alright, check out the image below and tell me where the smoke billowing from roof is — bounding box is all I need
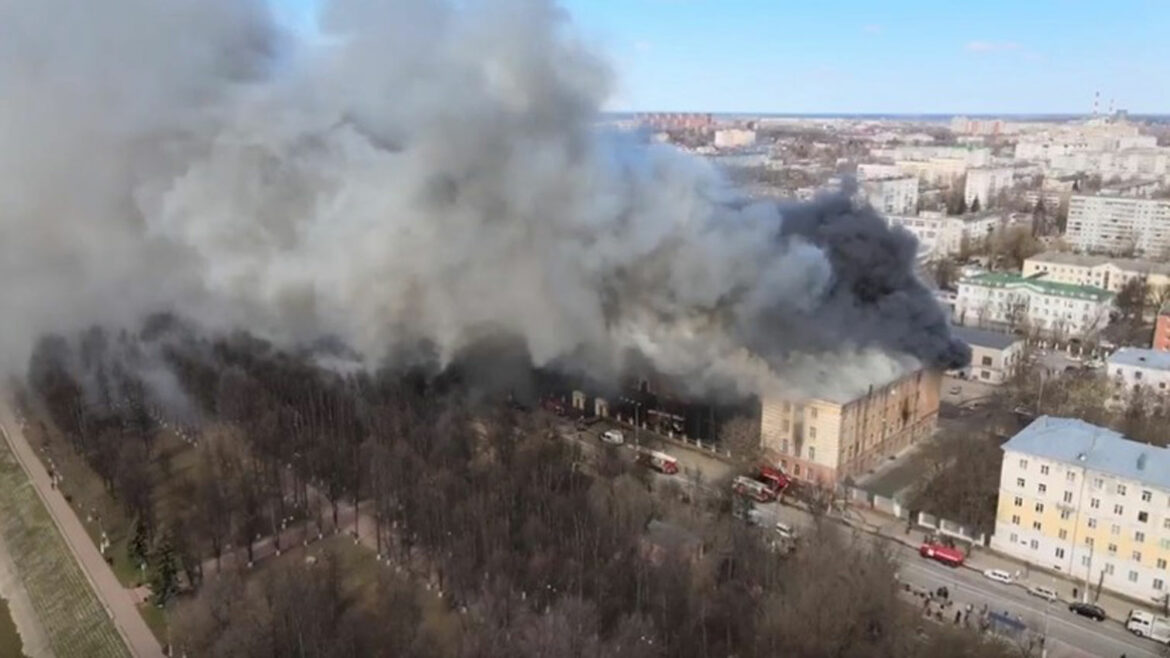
[0,0,969,401]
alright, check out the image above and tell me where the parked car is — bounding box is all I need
[774,521,798,540]
[1027,585,1059,602]
[948,385,961,395]
[982,569,1013,585]
[600,429,624,445]
[733,507,763,526]
[1068,601,1107,621]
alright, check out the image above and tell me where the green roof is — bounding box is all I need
[960,272,1114,302]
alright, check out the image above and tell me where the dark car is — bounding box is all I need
[1068,601,1107,621]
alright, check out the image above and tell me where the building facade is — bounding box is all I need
[992,417,1170,604]
[954,273,1114,337]
[1156,305,1170,352]
[949,326,1026,384]
[887,211,1003,257]
[860,175,919,216]
[1023,252,1170,296]
[713,128,757,149]
[964,167,1014,208]
[759,368,941,485]
[1107,348,1170,403]
[1065,195,1170,256]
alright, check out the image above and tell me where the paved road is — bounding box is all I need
[0,394,163,658]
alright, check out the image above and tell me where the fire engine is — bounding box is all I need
[732,466,790,503]
[635,448,680,475]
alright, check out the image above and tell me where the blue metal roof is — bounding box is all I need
[1108,347,1170,372]
[1002,416,1170,490]
[951,326,1020,351]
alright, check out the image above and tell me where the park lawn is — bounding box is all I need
[19,404,200,588]
[0,435,130,658]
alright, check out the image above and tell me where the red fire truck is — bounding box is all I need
[919,542,965,567]
[636,449,680,475]
[732,466,791,503]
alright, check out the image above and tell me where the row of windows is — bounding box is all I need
[1015,465,1164,503]
[1008,533,1169,590]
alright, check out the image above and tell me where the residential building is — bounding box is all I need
[887,211,1004,257]
[760,368,941,485]
[964,167,1014,208]
[856,163,904,180]
[1022,252,1170,296]
[949,326,1025,384]
[992,416,1170,604]
[713,128,757,149]
[860,175,919,215]
[954,273,1114,338]
[1156,304,1170,352]
[1065,195,1170,256]
[1107,348,1170,401]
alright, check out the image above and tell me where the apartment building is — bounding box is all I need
[1107,348,1170,402]
[887,211,1003,257]
[1023,252,1170,296]
[759,368,941,485]
[1065,195,1170,256]
[713,128,757,149]
[964,167,1014,207]
[1156,305,1170,352]
[954,273,1114,337]
[992,416,1170,604]
[949,326,1025,384]
[860,175,919,215]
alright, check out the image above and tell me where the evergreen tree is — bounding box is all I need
[149,531,179,607]
[969,196,981,213]
[128,516,149,570]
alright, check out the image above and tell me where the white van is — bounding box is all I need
[1027,585,1059,602]
[1126,609,1170,642]
[982,569,1013,585]
[601,429,624,445]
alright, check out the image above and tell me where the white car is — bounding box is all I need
[983,569,1013,585]
[1028,585,1059,602]
[600,429,625,445]
[774,521,798,539]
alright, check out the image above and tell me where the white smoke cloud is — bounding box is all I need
[0,0,966,402]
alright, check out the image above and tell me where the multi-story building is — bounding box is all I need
[1155,304,1170,352]
[856,163,904,180]
[954,273,1114,337]
[713,128,757,149]
[1065,195,1170,256]
[964,167,1014,208]
[759,368,941,485]
[1107,348,1170,401]
[992,416,1170,604]
[860,175,919,215]
[887,211,1004,257]
[1023,252,1170,296]
[949,326,1025,384]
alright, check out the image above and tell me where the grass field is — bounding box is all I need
[0,436,131,658]
[0,596,28,658]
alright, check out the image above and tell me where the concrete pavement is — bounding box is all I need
[0,394,163,658]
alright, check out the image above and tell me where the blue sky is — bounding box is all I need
[272,0,1170,114]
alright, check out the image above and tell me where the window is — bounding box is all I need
[1130,571,1140,583]
[1011,515,1021,525]
[1133,551,1143,562]
[1139,511,1149,523]
[1091,498,1101,509]
[1060,509,1072,520]
[1143,490,1153,502]
[1066,471,1076,483]
[809,408,817,419]
[1163,518,1170,530]
[1085,537,1095,547]
[1041,465,1050,475]
[1035,503,1044,513]
[1058,529,1068,540]
[1032,521,1042,531]
[1019,459,1028,470]
[1038,483,1047,494]
[1162,539,1170,550]
[1030,539,1039,550]
[1159,559,1168,569]
[1088,518,1098,528]
[1108,543,1118,555]
[1105,563,1115,575]
[981,356,992,366]
[808,447,816,461]
[1010,533,1019,544]
[1094,478,1104,489]
[1118,484,1128,495]
[1112,524,1121,535]
[1063,491,1074,504]
[1136,531,1146,543]
[1055,547,1065,558]
[1017,478,1026,488]
[1115,504,1125,515]
[809,427,817,439]
[1082,555,1092,567]
[1014,496,1023,507]
[1156,579,1165,591]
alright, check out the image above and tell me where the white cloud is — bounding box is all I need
[965,40,1021,53]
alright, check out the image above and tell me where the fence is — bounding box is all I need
[839,485,989,547]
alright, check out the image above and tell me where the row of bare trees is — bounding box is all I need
[29,320,1023,657]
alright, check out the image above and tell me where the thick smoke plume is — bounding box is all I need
[0,0,968,401]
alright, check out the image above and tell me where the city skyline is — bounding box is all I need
[273,0,1170,115]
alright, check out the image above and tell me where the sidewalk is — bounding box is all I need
[0,395,163,658]
[842,505,1151,623]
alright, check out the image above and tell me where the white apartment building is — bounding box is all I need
[954,272,1114,337]
[856,163,904,180]
[887,211,1003,257]
[1014,119,1150,161]
[713,128,757,149]
[949,326,1025,384]
[860,175,918,215]
[1047,148,1170,181]
[1108,348,1170,402]
[1023,252,1170,295]
[1065,195,1170,256]
[992,416,1170,605]
[964,167,1014,207]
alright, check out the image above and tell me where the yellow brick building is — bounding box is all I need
[993,417,1170,604]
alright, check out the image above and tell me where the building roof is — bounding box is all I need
[951,326,1021,351]
[959,272,1114,303]
[1026,251,1170,277]
[1107,347,1170,371]
[1003,416,1170,490]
